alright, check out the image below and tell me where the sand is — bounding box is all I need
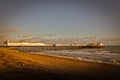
[0,48,120,80]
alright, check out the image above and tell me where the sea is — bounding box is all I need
[15,46,120,65]
[31,46,120,65]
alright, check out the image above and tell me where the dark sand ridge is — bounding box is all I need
[0,48,120,80]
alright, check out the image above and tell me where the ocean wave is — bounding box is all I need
[34,49,120,65]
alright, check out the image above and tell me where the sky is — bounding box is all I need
[0,0,120,45]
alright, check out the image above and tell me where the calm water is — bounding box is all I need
[33,46,120,65]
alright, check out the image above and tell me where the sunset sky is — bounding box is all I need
[0,0,120,45]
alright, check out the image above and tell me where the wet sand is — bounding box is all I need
[0,48,120,80]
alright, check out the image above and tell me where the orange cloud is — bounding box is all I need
[0,27,21,43]
[0,27,20,33]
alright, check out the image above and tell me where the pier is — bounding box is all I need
[0,46,104,52]
[0,40,104,52]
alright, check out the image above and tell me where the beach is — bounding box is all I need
[0,48,120,80]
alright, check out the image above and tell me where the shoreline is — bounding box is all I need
[30,51,120,66]
[0,48,120,80]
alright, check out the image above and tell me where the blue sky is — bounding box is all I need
[0,0,120,44]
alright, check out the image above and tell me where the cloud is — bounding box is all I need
[17,33,43,42]
[44,33,55,37]
[7,27,20,32]
[0,27,20,33]
[0,34,8,41]
[0,34,6,38]
[0,27,21,44]
[41,37,120,45]
[22,33,32,38]
[100,38,120,45]
[18,37,42,42]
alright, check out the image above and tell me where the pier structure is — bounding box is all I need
[4,40,84,47]
[1,40,104,52]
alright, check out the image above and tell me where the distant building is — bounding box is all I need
[87,42,104,46]
[97,42,104,46]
